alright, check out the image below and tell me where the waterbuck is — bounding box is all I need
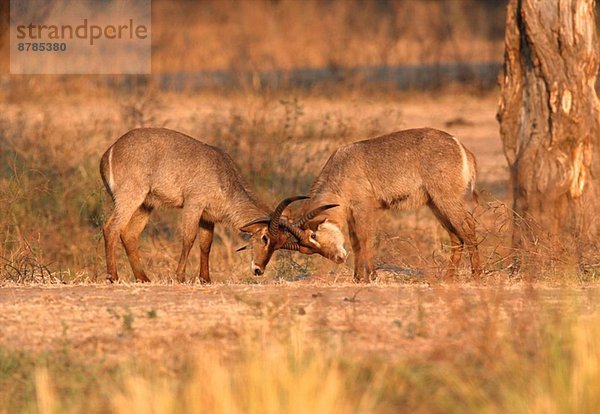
[99,128,317,283]
[276,128,482,282]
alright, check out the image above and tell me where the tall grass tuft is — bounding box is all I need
[112,334,379,414]
[6,315,597,413]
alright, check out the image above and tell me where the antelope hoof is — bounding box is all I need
[198,276,211,284]
[106,275,118,284]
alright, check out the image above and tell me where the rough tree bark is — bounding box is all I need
[497,0,600,273]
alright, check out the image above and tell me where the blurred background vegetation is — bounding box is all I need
[0,0,596,283]
[151,0,506,71]
[2,0,507,75]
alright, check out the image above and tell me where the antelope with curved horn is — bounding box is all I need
[280,128,482,282]
[100,128,307,283]
[236,201,341,264]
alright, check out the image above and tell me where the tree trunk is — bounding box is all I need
[497,0,600,274]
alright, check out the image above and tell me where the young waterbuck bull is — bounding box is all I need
[100,128,315,283]
[277,128,482,282]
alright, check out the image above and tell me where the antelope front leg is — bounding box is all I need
[364,250,377,282]
[348,221,364,282]
[197,219,214,284]
[348,214,367,282]
[348,207,377,283]
[175,206,203,282]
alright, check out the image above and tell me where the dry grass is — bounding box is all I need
[2,284,600,413]
[2,83,598,284]
[150,0,505,73]
[1,83,511,283]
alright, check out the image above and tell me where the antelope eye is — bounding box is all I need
[261,235,269,245]
[310,233,317,240]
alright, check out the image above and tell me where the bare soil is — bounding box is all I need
[1,283,598,363]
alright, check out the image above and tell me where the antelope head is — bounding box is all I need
[238,195,309,276]
[278,204,348,264]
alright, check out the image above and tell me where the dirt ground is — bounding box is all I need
[1,283,599,363]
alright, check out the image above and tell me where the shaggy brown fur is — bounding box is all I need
[100,128,293,283]
[293,128,481,282]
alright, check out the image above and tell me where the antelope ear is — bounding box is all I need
[308,218,328,231]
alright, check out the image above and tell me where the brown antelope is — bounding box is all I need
[276,128,482,282]
[99,128,322,283]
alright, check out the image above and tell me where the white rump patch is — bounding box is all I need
[107,146,115,191]
[451,136,470,188]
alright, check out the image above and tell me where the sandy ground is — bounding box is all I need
[1,283,599,363]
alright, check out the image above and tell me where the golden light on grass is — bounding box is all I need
[0,284,599,413]
[524,320,600,414]
[111,328,380,414]
[15,316,600,414]
[35,367,57,414]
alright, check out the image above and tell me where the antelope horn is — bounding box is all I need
[294,204,340,229]
[239,217,270,232]
[281,241,316,255]
[268,195,310,237]
[280,241,301,251]
[278,219,309,242]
